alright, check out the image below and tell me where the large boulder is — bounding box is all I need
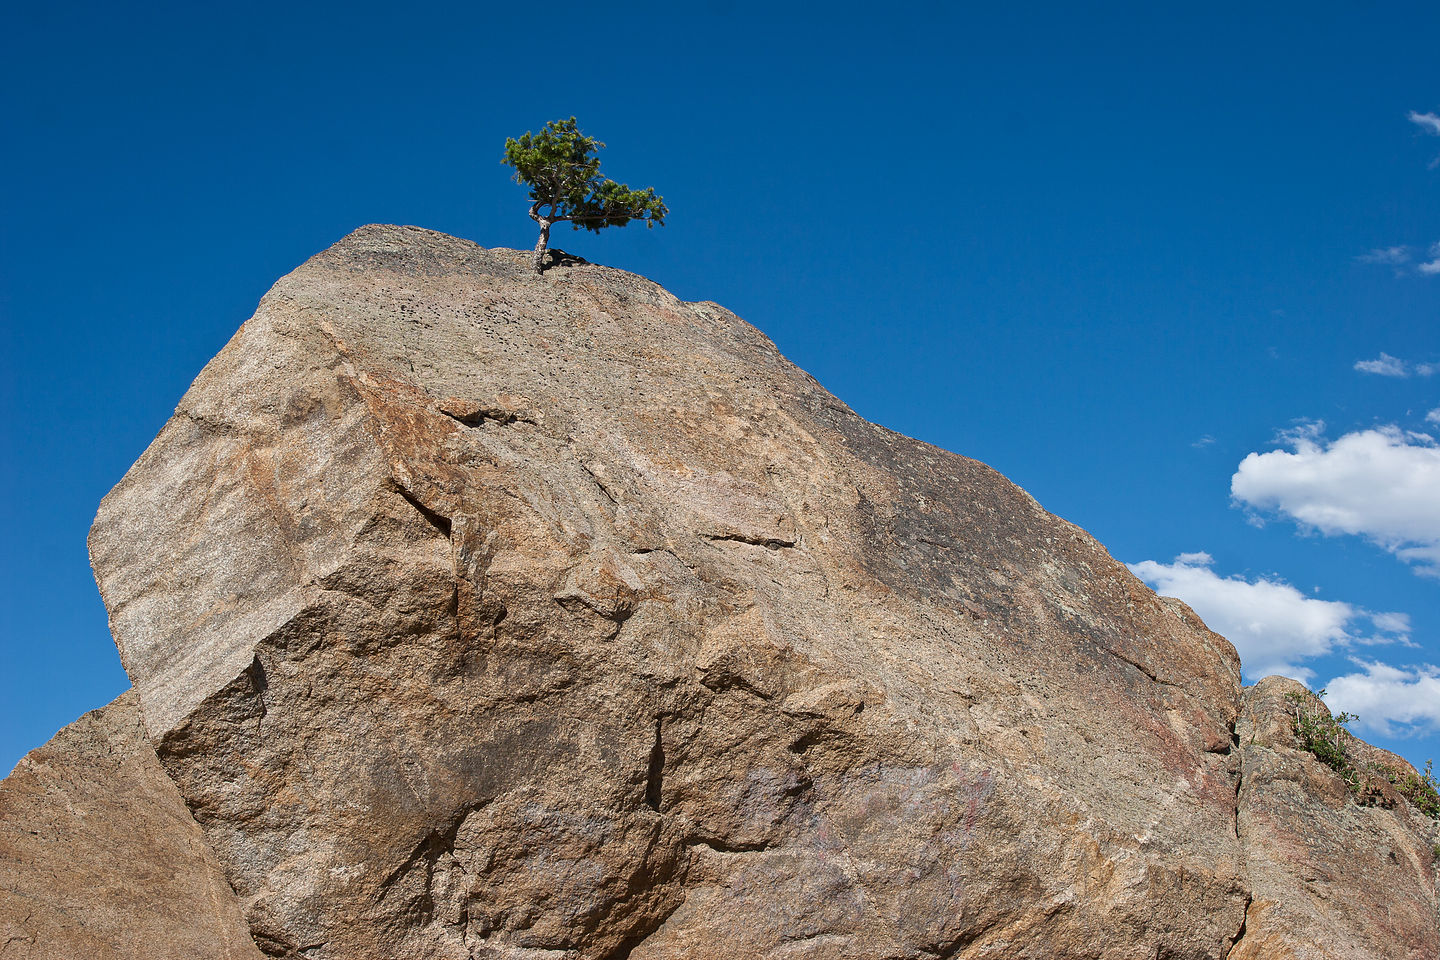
[49,225,1438,958]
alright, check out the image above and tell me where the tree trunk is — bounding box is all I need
[532,220,552,274]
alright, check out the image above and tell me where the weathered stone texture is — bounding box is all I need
[7,224,1435,959]
[0,691,263,960]
[1231,677,1439,960]
[85,225,1253,958]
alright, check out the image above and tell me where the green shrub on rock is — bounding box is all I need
[1285,688,1439,819]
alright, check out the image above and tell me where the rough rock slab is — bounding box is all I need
[1231,677,1439,960]
[0,691,263,960]
[74,224,1439,959]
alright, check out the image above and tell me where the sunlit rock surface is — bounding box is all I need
[0,692,263,960]
[5,226,1435,958]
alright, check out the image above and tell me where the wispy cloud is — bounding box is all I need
[1353,352,1411,377]
[1191,434,1216,449]
[1411,110,1440,168]
[1427,408,1440,425]
[1127,552,1409,681]
[1324,661,1440,737]
[1409,110,1440,135]
[1231,424,1440,576]
[1353,353,1435,377]
[1356,242,1440,276]
[1357,246,1411,266]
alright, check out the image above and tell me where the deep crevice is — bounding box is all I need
[394,483,453,539]
[1100,643,1178,688]
[704,533,796,550]
[644,718,664,812]
[246,656,269,733]
[1223,719,1250,960]
[441,406,537,427]
[1224,894,1253,958]
[251,932,293,958]
[788,729,833,754]
[375,798,490,899]
[685,836,771,854]
[1230,720,1245,843]
[580,461,620,506]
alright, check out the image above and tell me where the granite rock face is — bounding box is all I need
[1231,678,1439,960]
[0,692,262,960]
[12,224,1434,958]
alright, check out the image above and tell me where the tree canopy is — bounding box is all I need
[503,117,667,273]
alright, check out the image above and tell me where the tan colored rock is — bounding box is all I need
[0,691,263,960]
[60,224,1437,958]
[1231,677,1440,960]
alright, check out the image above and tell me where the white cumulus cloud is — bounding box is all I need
[1323,661,1440,737]
[1231,425,1440,576]
[1126,553,1407,681]
[1427,408,1440,425]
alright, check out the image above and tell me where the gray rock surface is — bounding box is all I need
[0,691,263,960]
[9,224,1437,959]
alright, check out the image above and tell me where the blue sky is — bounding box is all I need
[3,1,1438,774]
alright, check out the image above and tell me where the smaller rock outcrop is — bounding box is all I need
[0,692,261,960]
[1231,677,1440,959]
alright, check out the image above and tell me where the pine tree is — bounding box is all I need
[503,118,667,273]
